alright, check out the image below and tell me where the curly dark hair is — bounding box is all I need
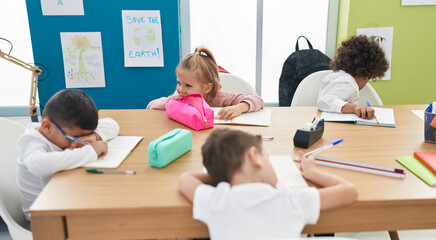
[330,35,389,79]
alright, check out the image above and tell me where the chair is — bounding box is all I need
[0,118,32,240]
[218,72,256,94]
[357,83,383,105]
[291,70,332,106]
[291,70,383,107]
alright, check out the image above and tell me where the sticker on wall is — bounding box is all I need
[402,0,436,5]
[40,0,84,16]
[356,27,394,81]
[60,32,106,88]
[122,10,164,67]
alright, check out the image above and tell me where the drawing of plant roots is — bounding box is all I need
[70,35,97,83]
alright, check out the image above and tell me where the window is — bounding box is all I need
[184,0,336,104]
[0,1,37,109]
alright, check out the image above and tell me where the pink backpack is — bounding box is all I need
[165,94,214,131]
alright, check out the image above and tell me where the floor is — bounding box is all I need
[0,218,12,240]
[1,117,436,239]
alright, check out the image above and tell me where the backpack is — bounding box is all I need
[278,36,331,106]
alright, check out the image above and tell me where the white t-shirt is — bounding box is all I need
[193,182,320,240]
[16,118,119,220]
[317,70,360,113]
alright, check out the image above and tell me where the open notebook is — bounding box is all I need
[212,108,272,126]
[321,107,396,127]
[202,155,307,188]
[82,136,143,169]
[270,155,308,188]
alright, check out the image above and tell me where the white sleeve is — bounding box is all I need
[21,140,98,178]
[317,82,357,113]
[291,187,321,225]
[94,118,120,141]
[193,184,214,223]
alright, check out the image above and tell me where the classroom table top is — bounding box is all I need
[30,105,436,240]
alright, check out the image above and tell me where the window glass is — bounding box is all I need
[190,0,329,103]
[262,0,329,102]
[190,0,257,87]
[0,0,36,106]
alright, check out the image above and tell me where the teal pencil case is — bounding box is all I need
[148,129,192,168]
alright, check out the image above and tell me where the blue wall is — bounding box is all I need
[25,0,181,110]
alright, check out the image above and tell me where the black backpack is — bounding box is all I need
[278,36,331,106]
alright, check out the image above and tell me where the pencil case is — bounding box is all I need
[148,128,192,168]
[165,94,214,131]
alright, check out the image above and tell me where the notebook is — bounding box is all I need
[321,107,396,127]
[82,136,143,169]
[396,156,436,187]
[414,152,436,175]
[270,155,308,188]
[212,108,272,126]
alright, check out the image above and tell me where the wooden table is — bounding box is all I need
[30,105,436,240]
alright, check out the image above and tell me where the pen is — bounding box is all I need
[65,134,90,145]
[295,139,343,161]
[366,101,380,124]
[86,169,136,174]
[261,136,274,140]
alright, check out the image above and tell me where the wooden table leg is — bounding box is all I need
[31,216,66,240]
[388,231,399,240]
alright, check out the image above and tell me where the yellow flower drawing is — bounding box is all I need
[69,35,95,82]
[72,35,90,52]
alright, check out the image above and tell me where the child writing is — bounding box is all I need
[16,89,120,220]
[147,47,263,120]
[317,35,389,119]
[179,129,358,240]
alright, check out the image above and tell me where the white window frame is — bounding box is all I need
[179,0,338,105]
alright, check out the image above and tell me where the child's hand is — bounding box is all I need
[354,105,375,119]
[298,151,317,179]
[69,132,101,149]
[90,140,108,157]
[218,102,249,119]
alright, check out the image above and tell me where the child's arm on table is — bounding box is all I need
[341,103,375,119]
[218,102,250,120]
[298,151,358,210]
[22,143,103,178]
[216,92,263,119]
[70,118,120,149]
[146,94,181,109]
[179,172,214,203]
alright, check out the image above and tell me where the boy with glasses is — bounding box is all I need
[16,89,119,220]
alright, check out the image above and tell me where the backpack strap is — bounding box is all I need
[295,36,313,51]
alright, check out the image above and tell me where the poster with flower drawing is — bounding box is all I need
[60,32,106,88]
[41,0,84,15]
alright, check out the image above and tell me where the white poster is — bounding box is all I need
[356,27,394,81]
[122,10,164,67]
[41,0,84,16]
[60,32,106,88]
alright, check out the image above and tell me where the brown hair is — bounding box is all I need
[175,47,221,103]
[330,35,389,79]
[43,89,98,130]
[202,128,262,184]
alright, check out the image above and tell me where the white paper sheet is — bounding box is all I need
[122,10,164,67]
[61,32,106,88]
[41,0,84,16]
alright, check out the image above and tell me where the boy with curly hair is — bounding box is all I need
[317,35,389,119]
